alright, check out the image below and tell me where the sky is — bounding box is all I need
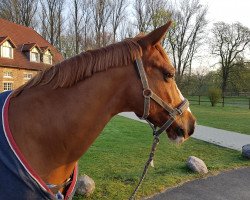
[65,0,250,70]
[191,0,250,70]
[199,0,250,29]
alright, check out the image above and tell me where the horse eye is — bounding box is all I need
[163,72,174,81]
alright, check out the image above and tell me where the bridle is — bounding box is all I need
[135,58,189,137]
[129,58,189,200]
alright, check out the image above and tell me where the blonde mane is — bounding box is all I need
[12,39,142,97]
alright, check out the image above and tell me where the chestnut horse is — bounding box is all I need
[0,22,195,199]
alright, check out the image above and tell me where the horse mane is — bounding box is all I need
[11,38,142,97]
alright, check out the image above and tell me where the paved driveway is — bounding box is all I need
[146,167,250,200]
[119,112,250,151]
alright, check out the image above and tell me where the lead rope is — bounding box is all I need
[129,125,160,200]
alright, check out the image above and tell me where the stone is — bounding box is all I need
[186,156,208,174]
[242,144,250,159]
[75,175,95,197]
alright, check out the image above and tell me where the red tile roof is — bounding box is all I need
[40,46,50,52]
[0,36,6,44]
[0,18,64,70]
[0,36,17,48]
[21,43,41,52]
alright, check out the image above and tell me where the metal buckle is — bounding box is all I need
[176,108,183,115]
[169,112,176,119]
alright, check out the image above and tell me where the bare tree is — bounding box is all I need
[91,0,112,47]
[80,0,92,50]
[227,58,250,95]
[61,0,93,57]
[0,0,38,27]
[133,0,152,33]
[167,0,208,82]
[60,33,75,58]
[39,0,65,50]
[149,0,170,29]
[70,0,82,54]
[133,0,170,33]
[119,21,136,40]
[110,0,127,42]
[56,1,64,51]
[210,22,250,94]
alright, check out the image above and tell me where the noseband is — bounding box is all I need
[135,58,189,137]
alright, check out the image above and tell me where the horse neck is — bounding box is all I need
[63,65,140,155]
[9,63,142,183]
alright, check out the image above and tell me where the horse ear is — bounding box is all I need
[139,21,172,47]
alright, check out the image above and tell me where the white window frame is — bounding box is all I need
[3,82,13,91]
[0,41,13,59]
[43,50,52,65]
[3,71,13,78]
[24,73,33,80]
[30,47,40,63]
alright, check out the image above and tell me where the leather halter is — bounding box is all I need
[135,58,189,137]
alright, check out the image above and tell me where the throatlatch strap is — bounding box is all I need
[135,59,149,90]
[135,59,151,119]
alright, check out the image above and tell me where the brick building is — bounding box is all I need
[0,18,63,92]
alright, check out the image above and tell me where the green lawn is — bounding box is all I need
[190,104,250,135]
[188,96,250,109]
[74,116,250,200]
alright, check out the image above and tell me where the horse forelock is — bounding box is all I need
[11,38,142,97]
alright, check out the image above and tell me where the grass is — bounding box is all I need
[73,116,250,200]
[188,95,250,109]
[190,104,250,135]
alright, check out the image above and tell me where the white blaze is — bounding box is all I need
[176,85,191,113]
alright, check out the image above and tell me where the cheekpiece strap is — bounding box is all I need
[135,59,151,119]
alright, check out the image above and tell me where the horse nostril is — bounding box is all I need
[188,123,195,136]
[176,127,185,137]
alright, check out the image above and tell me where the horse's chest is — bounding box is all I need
[0,91,55,199]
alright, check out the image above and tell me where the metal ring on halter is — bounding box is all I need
[143,89,152,98]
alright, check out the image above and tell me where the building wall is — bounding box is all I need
[0,67,38,92]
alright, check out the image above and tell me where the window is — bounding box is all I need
[3,82,13,91]
[43,50,52,65]
[24,73,32,80]
[30,47,40,62]
[1,41,13,59]
[3,71,13,78]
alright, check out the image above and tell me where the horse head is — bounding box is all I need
[132,22,196,144]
